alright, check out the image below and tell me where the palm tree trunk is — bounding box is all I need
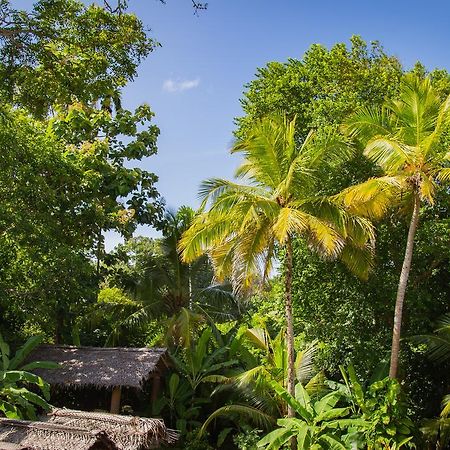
[389,193,420,378]
[285,234,295,417]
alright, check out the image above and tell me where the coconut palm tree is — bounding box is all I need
[340,74,450,378]
[179,114,374,414]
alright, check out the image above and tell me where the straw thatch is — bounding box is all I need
[0,409,178,450]
[46,408,178,448]
[30,346,167,389]
[0,418,119,450]
[0,443,31,450]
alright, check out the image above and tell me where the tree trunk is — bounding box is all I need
[389,193,420,378]
[285,235,295,417]
[55,304,64,344]
[96,228,103,279]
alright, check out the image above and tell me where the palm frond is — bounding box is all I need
[343,105,392,141]
[364,138,414,173]
[295,341,317,383]
[437,167,450,183]
[442,394,450,418]
[199,404,275,437]
[334,176,403,220]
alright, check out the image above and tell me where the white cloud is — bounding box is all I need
[163,78,200,93]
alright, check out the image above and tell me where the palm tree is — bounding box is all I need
[340,74,450,378]
[179,114,374,414]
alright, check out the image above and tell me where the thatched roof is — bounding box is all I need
[30,346,167,389]
[0,409,178,450]
[0,418,119,450]
[46,409,178,449]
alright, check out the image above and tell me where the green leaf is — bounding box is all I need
[0,332,10,370]
[8,335,43,370]
[257,427,293,449]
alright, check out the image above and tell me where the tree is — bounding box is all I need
[340,74,450,378]
[237,36,402,136]
[0,0,165,342]
[180,114,374,415]
[0,99,163,342]
[0,0,156,117]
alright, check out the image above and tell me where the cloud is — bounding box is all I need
[163,78,200,93]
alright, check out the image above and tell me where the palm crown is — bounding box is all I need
[180,114,374,286]
[340,73,450,216]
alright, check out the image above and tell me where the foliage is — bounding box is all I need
[0,0,156,116]
[414,314,450,448]
[200,325,321,424]
[0,98,163,342]
[257,380,362,449]
[338,366,416,449]
[338,73,450,377]
[95,206,244,346]
[236,36,402,142]
[234,426,263,450]
[413,313,450,365]
[156,325,241,438]
[0,333,58,419]
[0,0,164,342]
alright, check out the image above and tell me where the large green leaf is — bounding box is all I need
[200,404,275,437]
[269,380,313,421]
[0,333,10,371]
[8,335,43,370]
[257,427,293,449]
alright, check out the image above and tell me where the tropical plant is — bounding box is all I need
[203,325,321,419]
[0,334,58,419]
[156,325,240,436]
[414,314,450,448]
[180,114,374,413]
[414,313,450,367]
[340,74,450,378]
[337,366,415,449]
[198,326,325,446]
[257,380,363,449]
[94,208,243,346]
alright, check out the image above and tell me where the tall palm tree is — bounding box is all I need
[340,74,450,378]
[179,114,374,414]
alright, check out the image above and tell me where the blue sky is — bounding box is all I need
[20,0,450,248]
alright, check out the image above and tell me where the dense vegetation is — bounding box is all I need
[0,1,448,449]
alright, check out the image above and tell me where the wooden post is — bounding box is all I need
[151,375,161,403]
[110,386,122,414]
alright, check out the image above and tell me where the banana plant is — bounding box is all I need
[198,326,324,441]
[159,326,239,433]
[257,380,365,449]
[337,366,415,450]
[0,333,59,419]
[413,314,450,448]
[170,327,238,392]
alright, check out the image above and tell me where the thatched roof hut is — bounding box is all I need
[0,409,178,450]
[30,346,167,390]
[29,346,167,413]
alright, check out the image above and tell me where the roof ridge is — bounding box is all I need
[38,345,167,352]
